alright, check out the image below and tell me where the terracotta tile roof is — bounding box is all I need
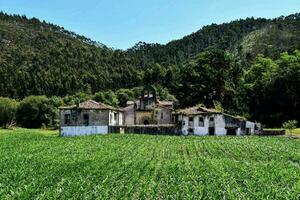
[60,100,122,111]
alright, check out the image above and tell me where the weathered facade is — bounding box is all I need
[59,88,261,137]
[124,86,174,125]
[174,106,260,136]
[59,100,123,136]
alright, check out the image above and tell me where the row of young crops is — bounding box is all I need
[0,129,299,199]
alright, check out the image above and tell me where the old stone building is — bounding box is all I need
[173,106,260,136]
[123,86,174,125]
[59,88,261,137]
[59,100,123,136]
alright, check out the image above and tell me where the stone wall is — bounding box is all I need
[124,105,135,125]
[154,107,172,124]
[260,130,285,136]
[109,125,180,136]
[135,111,153,125]
[60,109,109,126]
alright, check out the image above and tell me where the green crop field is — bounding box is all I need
[0,129,299,199]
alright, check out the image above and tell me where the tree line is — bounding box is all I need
[0,12,299,127]
[1,50,299,128]
[0,86,176,128]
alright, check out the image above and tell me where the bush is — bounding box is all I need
[16,96,61,128]
[93,91,119,107]
[116,89,135,107]
[0,97,18,128]
[282,120,298,135]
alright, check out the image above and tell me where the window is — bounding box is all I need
[210,117,214,122]
[83,114,89,126]
[188,117,194,126]
[161,112,164,119]
[110,114,113,124]
[71,111,77,121]
[64,114,71,125]
[198,117,204,127]
[114,113,117,121]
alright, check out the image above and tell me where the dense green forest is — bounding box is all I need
[0,12,299,126]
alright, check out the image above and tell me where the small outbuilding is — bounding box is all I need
[59,100,123,136]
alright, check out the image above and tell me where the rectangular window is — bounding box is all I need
[161,112,164,119]
[71,111,77,121]
[198,117,204,127]
[155,111,158,118]
[188,117,194,126]
[64,114,71,125]
[209,117,215,127]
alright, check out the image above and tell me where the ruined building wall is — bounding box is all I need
[60,109,109,126]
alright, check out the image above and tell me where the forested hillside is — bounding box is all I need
[128,13,300,66]
[0,12,142,98]
[0,12,299,126]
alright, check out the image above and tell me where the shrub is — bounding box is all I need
[93,91,119,107]
[282,120,298,136]
[0,97,18,128]
[16,96,61,128]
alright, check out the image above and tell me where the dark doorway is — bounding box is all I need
[144,120,149,125]
[209,127,215,136]
[246,128,251,135]
[227,128,237,136]
[188,128,194,135]
[83,114,89,126]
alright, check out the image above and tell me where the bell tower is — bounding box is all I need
[139,85,157,110]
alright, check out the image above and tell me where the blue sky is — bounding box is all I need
[1,0,300,49]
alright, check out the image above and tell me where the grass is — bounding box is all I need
[0,129,300,199]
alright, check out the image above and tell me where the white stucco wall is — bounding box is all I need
[236,128,242,136]
[119,112,124,125]
[194,127,209,136]
[215,128,227,136]
[109,111,124,126]
[179,113,252,137]
[109,111,117,126]
[246,121,255,133]
[60,126,108,137]
[180,114,228,136]
[214,115,226,128]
